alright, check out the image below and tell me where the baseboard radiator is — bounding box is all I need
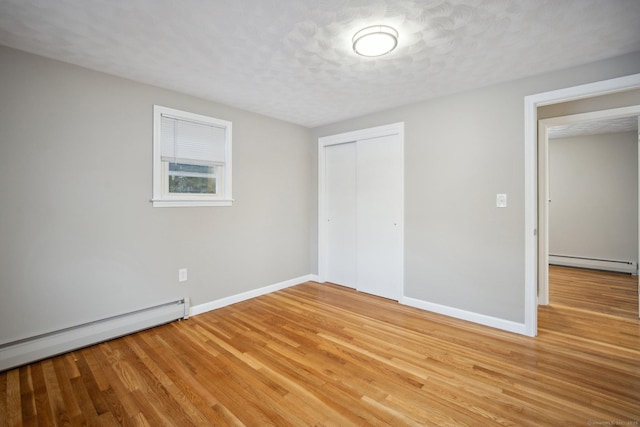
[0,297,189,372]
[549,254,637,274]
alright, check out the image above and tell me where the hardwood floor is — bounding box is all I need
[548,265,639,318]
[2,278,639,426]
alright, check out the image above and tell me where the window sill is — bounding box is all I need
[151,199,234,208]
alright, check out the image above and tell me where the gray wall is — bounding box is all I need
[549,131,638,263]
[0,45,313,344]
[312,52,640,323]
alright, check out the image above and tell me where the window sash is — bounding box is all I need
[161,163,223,197]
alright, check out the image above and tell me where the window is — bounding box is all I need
[152,105,232,207]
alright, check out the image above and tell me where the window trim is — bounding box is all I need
[152,105,233,207]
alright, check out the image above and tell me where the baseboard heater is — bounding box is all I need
[0,297,189,372]
[549,254,637,274]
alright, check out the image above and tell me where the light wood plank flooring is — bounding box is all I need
[548,265,639,319]
[2,277,639,426]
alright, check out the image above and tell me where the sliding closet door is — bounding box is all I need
[324,142,357,288]
[320,122,404,300]
[356,134,403,300]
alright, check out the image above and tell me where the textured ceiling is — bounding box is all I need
[549,116,639,139]
[0,0,639,127]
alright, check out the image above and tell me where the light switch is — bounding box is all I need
[178,268,188,282]
[496,194,507,208]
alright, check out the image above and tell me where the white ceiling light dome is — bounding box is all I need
[352,25,399,57]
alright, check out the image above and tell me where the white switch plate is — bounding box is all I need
[496,194,507,208]
[178,268,188,282]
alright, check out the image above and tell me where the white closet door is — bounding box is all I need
[356,134,403,300]
[325,142,357,288]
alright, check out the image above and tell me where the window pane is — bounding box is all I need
[168,163,216,194]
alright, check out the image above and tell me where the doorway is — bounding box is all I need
[539,112,640,319]
[523,73,640,336]
[537,107,640,307]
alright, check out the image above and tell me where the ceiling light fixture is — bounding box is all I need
[352,25,398,57]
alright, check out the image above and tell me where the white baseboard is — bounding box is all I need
[190,274,319,316]
[193,276,528,336]
[400,296,527,336]
[549,255,637,274]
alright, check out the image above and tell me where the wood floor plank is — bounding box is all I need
[51,357,82,423]
[0,371,6,427]
[72,352,112,419]
[41,360,70,426]
[30,363,56,426]
[18,368,38,427]
[68,373,102,426]
[4,369,21,427]
[1,268,639,425]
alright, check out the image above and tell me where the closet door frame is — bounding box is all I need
[318,122,404,297]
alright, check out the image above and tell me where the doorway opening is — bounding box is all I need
[523,73,640,336]
[538,107,640,308]
[540,112,640,321]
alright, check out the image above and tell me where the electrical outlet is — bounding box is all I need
[178,268,188,282]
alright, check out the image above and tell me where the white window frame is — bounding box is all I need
[152,105,233,207]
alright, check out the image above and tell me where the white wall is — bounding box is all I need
[0,45,314,344]
[312,52,640,324]
[549,131,638,264]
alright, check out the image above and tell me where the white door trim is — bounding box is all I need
[523,73,640,336]
[318,122,405,291]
